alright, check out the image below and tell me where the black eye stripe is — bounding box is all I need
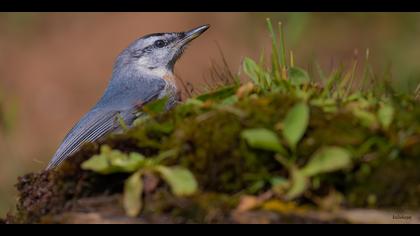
[131,50,142,58]
[132,44,156,56]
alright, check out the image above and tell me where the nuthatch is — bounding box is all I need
[47,24,210,170]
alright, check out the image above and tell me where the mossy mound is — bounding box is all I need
[5,82,420,224]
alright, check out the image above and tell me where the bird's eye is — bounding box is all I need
[154,40,166,48]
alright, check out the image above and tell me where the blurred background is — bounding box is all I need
[1,12,420,217]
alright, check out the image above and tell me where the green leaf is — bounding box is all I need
[286,168,308,199]
[352,108,377,128]
[81,145,145,174]
[132,113,150,127]
[289,67,310,86]
[282,102,310,149]
[270,177,289,187]
[221,95,238,105]
[123,171,143,217]
[196,86,237,102]
[278,22,287,69]
[266,18,281,77]
[241,128,286,154]
[321,68,342,98]
[110,152,145,172]
[301,146,352,177]
[243,57,261,85]
[154,166,198,196]
[184,98,205,106]
[81,151,109,174]
[116,113,129,132]
[149,121,174,134]
[377,103,394,129]
[247,180,265,194]
[143,96,169,114]
[243,57,271,90]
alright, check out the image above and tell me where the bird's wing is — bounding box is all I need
[46,108,126,170]
[47,77,167,170]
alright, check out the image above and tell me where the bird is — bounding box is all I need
[46,24,210,170]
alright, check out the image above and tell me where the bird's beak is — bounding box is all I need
[176,24,210,47]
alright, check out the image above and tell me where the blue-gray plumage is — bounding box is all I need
[46,24,210,170]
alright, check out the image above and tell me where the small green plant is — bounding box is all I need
[82,145,198,217]
[241,122,352,199]
[238,19,355,199]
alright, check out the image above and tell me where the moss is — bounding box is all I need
[8,143,129,223]
[346,157,420,209]
[7,86,420,223]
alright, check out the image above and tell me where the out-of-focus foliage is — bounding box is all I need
[0,86,18,136]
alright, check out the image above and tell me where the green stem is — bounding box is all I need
[278,22,287,69]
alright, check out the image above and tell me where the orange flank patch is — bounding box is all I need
[163,73,176,82]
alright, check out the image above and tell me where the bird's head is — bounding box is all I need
[114,24,210,78]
